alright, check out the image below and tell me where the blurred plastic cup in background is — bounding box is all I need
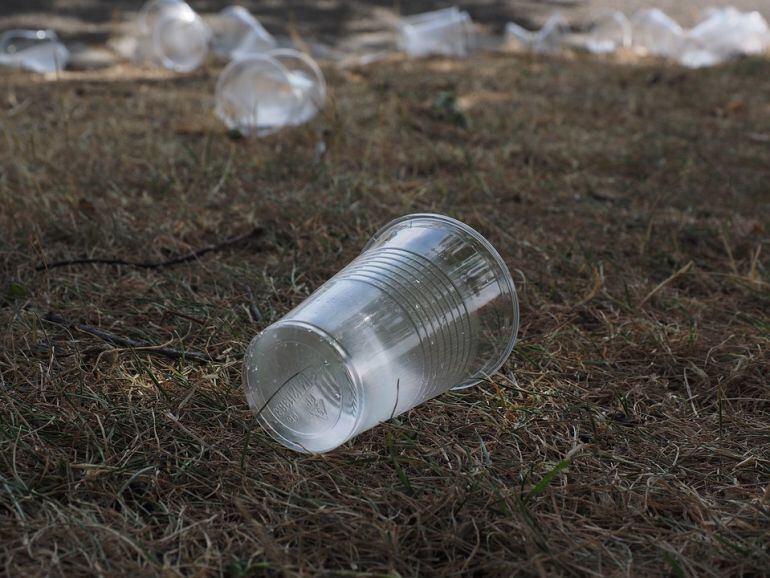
[243,213,520,453]
[0,29,69,73]
[138,0,183,31]
[210,5,276,58]
[584,11,632,54]
[215,49,325,135]
[268,48,326,125]
[396,7,475,58]
[215,53,301,136]
[677,7,770,68]
[630,8,684,59]
[136,0,210,72]
[505,12,568,54]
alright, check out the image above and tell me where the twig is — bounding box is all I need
[683,368,700,418]
[43,311,216,363]
[245,285,262,323]
[36,227,263,271]
[164,309,205,326]
[639,261,694,307]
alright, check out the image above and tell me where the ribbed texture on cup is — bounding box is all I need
[336,246,474,400]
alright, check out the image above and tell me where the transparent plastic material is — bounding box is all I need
[678,7,770,68]
[269,49,326,125]
[505,13,568,54]
[0,29,69,73]
[136,0,210,72]
[584,11,632,54]
[396,7,474,58]
[243,214,520,453]
[630,8,684,58]
[215,49,325,135]
[210,5,276,58]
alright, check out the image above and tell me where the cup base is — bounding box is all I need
[243,321,363,453]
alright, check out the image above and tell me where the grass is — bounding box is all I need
[1,51,769,576]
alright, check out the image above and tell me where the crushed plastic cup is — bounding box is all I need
[584,11,632,54]
[678,7,770,68]
[0,29,69,73]
[243,213,520,453]
[396,7,475,58]
[135,0,210,72]
[505,13,568,54]
[215,49,325,135]
[630,9,684,59]
[210,5,276,58]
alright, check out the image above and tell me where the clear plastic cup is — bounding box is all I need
[210,5,276,58]
[136,0,210,72]
[0,29,69,73]
[243,214,520,453]
[215,53,302,136]
[215,50,325,135]
[396,7,475,58]
[138,0,184,32]
[505,13,568,54]
[677,7,770,68]
[630,9,684,58]
[269,48,326,125]
[584,11,632,54]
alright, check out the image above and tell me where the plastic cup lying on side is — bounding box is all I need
[215,49,325,135]
[269,48,326,125]
[215,53,301,136]
[505,13,568,54]
[396,7,475,58]
[210,5,276,58]
[584,11,632,54]
[135,0,210,72]
[630,8,684,59]
[243,213,520,453]
[0,29,69,73]
[677,7,770,68]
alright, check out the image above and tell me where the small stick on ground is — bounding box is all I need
[245,285,262,323]
[36,227,264,271]
[639,261,694,307]
[43,311,216,363]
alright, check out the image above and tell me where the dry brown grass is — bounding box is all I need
[1,51,769,577]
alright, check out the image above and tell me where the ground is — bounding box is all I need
[1,31,770,578]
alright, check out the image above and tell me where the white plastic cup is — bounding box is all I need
[396,7,475,58]
[243,214,520,453]
[215,49,325,135]
[136,0,210,72]
[0,29,69,73]
[210,5,276,58]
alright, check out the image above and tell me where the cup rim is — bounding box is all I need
[246,320,365,453]
[363,213,519,388]
[139,0,185,33]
